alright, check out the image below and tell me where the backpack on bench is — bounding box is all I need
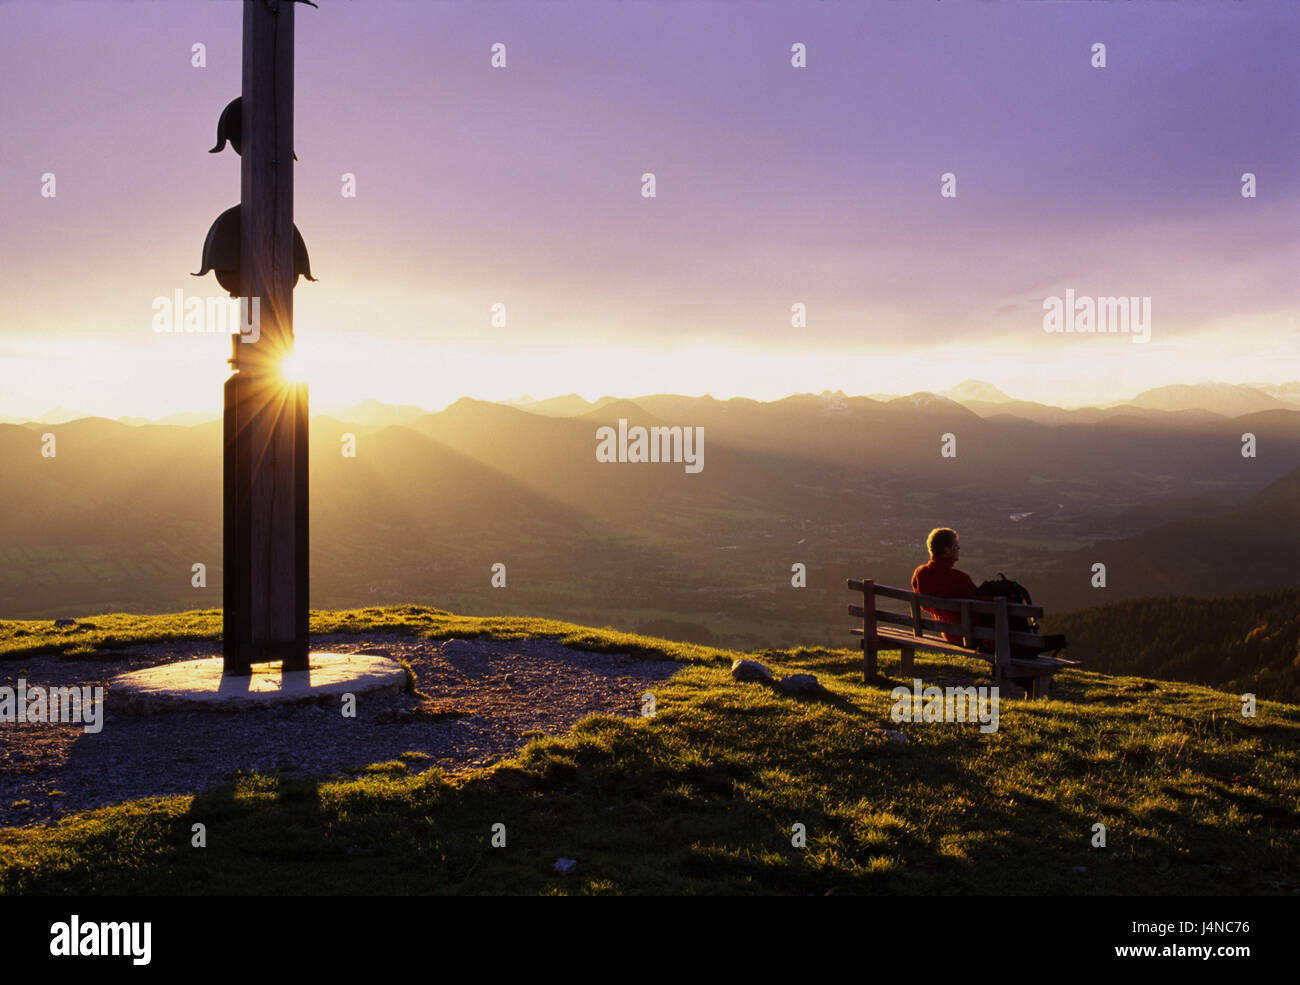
[974,573,1067,660]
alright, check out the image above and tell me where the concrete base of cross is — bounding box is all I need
[110,652,407,714]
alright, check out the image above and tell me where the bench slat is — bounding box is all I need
[1009,655,1079,670]
[879,610,1046,648]
[851,606,1060,649]
[861,629,1077,674]
[854,627,1077,666]
[873,625,997,660]
[848,579,1044,619]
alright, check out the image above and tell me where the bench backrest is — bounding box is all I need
[847,578,1048,652]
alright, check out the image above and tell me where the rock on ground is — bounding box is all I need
[778,673,823,694]
[731,658,774,682]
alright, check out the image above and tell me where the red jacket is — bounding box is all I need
[910,557,984,644]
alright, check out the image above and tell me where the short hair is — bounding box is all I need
[927,527,958,557]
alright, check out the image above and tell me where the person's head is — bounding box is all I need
[926,527,960,560]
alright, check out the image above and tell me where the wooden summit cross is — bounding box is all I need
[198,0,315,676]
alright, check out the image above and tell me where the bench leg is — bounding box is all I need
[1033,674,1052,700]
[864,641,878,683]
[900,645,914,677]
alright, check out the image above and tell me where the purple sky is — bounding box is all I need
[2,0,1298,417]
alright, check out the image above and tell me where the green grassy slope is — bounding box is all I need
[1,607,1296,895]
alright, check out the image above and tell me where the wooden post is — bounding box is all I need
[223,0,308,675]
[862,579,877,683]
[993,597,1009,687]
[904,594,923,677]
[909,596,923,637]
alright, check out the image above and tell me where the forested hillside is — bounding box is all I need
[1044,590,1300,703]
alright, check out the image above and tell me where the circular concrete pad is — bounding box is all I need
[111,652,408,714]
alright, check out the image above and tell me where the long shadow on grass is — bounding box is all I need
[8,682,1290,894]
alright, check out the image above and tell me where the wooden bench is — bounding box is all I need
[847,578,1078,699]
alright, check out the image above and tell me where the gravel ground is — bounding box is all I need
[0,634,680,830]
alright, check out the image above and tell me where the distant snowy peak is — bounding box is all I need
[943,380,1013,404]
[884,392,966,413]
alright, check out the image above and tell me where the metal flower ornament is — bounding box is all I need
[195,205,315,299]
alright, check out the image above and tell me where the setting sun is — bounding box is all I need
[279,351,305,383]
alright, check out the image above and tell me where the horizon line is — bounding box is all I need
[6,377,1300,425]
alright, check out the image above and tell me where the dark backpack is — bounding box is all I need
[974,573,1065,659]
[976,572,1034,609]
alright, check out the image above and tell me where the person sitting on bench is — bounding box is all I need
[912,527,1059,693]
[910,527,987,644]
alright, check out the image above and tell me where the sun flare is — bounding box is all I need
[279,352,306,383]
